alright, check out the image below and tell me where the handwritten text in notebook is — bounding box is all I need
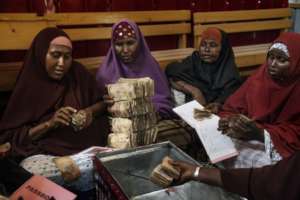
[173,100,238,163]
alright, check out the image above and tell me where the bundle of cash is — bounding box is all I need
[129,127,158,147]
[150,156,181,187]
[193,108,212,121]
[107,77,158,149]
[107,77,155,101]
[118,77,155,97]
[111,113,157,133]
[110,98,155,117]
[71,111,86,131]
[107,133,131,149]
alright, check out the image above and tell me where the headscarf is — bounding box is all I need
[96,19,175,119]
[220,32,300,158]
[0,27,109,158]
[165,27,241,103]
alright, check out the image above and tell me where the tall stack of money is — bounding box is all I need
[107,77,158,149]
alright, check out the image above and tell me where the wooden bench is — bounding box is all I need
[0,10,193,91]
[193,8,292,77]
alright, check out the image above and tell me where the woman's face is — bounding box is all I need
[267,48,290,81]
[114,37,138,64]
[199,38,221,63]
[45,44,72,80]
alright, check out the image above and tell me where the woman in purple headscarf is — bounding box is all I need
[96,19,175,119]
[96,19,194,151]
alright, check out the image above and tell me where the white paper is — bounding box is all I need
[173,100,238,163]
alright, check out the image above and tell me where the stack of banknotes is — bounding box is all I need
[107,78,158,149]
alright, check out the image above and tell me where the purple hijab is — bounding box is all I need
[96,19,175,119]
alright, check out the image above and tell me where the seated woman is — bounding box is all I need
[96,19,194,151]
[0,27,110,192]
[165,27,241,112]
[218,32,300,168]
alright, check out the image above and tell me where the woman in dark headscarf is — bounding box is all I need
[0,27,110,192]
[0,27,109,158]
[218,32,300,168]
[165,27,241,112]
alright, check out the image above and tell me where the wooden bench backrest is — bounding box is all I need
[0,10,191,91]
[0,10,191,51]
[193,8,292,47]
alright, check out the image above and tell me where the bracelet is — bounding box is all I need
[193,166,201,178]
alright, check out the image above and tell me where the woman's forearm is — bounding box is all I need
[194,167,223,187]
[28,121,53,140]
[86,101,107,117]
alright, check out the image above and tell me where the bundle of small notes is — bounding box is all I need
[193,108,212,121]
[107,77,158,149]
[150,156,181,188]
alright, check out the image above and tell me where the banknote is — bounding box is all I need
[107,77,155,101]
[111,112,157,133]
[110,98,155,117]
[107,133,131,149]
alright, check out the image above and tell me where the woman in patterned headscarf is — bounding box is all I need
[96,19,195,152]
[96,19,175,119]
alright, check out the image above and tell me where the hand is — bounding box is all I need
[103,94,114,113]
[205,102,222,114]
[0,142,11,158]
[49,106,77,128]
[168,159,198,184]
[218,117,229,132]
[103,94,114,106]
[185,86,206,105]
[221,114,263,141]
[76,108,93,130]
[171,80,186,92]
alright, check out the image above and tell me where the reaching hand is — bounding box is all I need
[219,114,263,141]
[205,102,222,114]
[49,106,77,128]
[168,159,198,184]
[103,94,114,113]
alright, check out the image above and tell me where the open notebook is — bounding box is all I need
[173,100,238,163]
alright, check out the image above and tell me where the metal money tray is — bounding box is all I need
[96,142,240,200]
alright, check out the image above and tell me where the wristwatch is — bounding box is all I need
[193,166,201,178]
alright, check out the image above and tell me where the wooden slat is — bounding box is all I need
[0,13,40,21]
[194,18,292,36]
[47,10,190,25]
[140,23,191,36]
[64,23,191,41]
[234,51,267,68]
[289,3,300,9]
[64,27,111,41]
[0,21,50,50]
[194,8,291,23]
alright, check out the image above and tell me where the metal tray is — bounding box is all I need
[95,142,240,200]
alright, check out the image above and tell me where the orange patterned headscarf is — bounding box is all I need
[201,27,222,45]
